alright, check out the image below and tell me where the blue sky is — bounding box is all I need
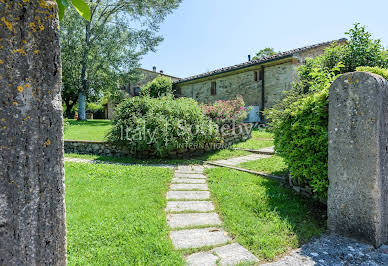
[141,0,388,78]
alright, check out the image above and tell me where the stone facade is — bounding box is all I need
[123,67,180,97]
[174,39,346,113]
[105,67,180,119]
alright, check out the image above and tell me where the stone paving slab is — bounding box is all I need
[177,165,205,172]
[212,243,259,265]
[167,213,222,228]
[172,178,206,184]
[166,201,215,212]
[170,227,231,249]
[175,170,204,174]
[186,243,259,266]
[167,191,210,200]
[170,183,209,191]
[174,173,207,179]
[258,146,275,154]
[212,154,271,166]
[186,252,218,266]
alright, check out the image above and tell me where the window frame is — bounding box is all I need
[210,81,217,95]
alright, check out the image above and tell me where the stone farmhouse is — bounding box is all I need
[105,39,346,120]
[173,38,346,121]
[104,67,180,119]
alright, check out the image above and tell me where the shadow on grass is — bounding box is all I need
[263,181,327,245]
[206,167,326,261]
[65,145,252,166]
[67,119,111,126]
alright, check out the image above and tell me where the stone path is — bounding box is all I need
[232,146,275,155]
[166,165,259,265]
[211,153,271,166]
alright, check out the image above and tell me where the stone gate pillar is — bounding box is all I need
[328,71,388,247]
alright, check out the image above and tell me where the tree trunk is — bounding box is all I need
[65,102,75,118]
[78,21,91,121]
[0,1,66,265]
[64,95,76,119]
[78,91,86,120]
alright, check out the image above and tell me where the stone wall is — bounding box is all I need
[175,44,332,110]
[64,124,252,159]
[176,61,297,110]
[178,70,263,106]
[105,68,180,119]
[130,69,180,92]
[287,176,319,202]
[264,62,295,108]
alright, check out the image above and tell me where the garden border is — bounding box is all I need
[64,124,253,159]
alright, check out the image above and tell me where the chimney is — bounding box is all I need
[153,66,156,72]
[248,55,251,61]
[160,70,164,74]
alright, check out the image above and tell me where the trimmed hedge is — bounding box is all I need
[107,96,220,157]
[272,88,329,199]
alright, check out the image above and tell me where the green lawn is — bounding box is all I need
[206,167,325,262]
[232,129,274,150]
[64,119,111,141]
[65,162,184,265]
[239,155,289,176]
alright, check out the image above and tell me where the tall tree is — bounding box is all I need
[60,7,142,118]
[252,47,277,60]
[64,0,182,120]
[0,1,66,264]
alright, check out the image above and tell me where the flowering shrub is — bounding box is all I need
[201,95,249,128]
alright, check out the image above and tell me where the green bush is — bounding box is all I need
[108,96,220,157]
[140,75,173,98]
[356,66,388,80]
[86,102,104,114]
[266,24,388,201]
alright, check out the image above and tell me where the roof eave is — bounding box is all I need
[174,54,294,85]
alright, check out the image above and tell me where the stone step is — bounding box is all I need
[175,171,204,175]
[176,166,205,173]
[186,252,218,266]
[170,183,209,191]
[172,178,206,184]
[170,227,231,249]
[167,191,210,200]
[175,173,207,179]
[166,201,215,212]
[211,243,259,265]
[186,243,259,266]
[167,213,222,228]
